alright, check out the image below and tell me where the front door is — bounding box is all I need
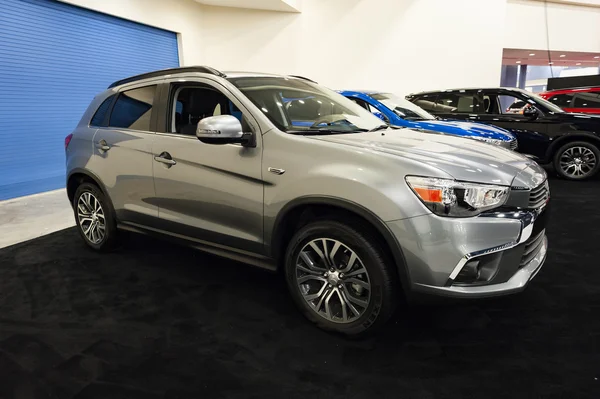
[477,90,551,160]
[89,83,159,224]
[151,80,264,254]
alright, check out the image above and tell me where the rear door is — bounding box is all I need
[476,90,550,160]
[88,82,160,225]
[570,92,600,114]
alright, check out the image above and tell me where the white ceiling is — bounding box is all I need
[194,0,301,12]
[503,48,600,67]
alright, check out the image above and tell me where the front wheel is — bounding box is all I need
[284,219,399,337]
[553,141,600,180]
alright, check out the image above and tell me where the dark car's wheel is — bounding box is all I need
[73,183,117,251]
[554,141,600,180]
[284,219,398,337]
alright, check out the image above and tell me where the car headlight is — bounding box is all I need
[472,137,503,146]
[405,176,509,217]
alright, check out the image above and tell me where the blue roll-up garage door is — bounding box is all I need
[0,0,179,200]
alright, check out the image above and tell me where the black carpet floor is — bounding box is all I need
[0,176,599,399]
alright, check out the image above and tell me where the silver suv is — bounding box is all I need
[66,67,549,336]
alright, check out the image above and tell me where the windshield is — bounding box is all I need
[371,93,436,120]
[523,91,565,113]
[228,77,386,134]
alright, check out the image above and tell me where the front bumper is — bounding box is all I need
[387,207,548,298]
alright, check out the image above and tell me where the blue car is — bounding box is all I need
[339,90,517,150]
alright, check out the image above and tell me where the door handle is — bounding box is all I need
[154,152,177,166]
[95,140,110,151]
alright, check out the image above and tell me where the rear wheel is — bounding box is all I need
[284,219,398,337]
[553,141,600,180]
[73,183,118,251]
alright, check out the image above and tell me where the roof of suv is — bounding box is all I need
[107,66,317,89]
[408,87,529,96]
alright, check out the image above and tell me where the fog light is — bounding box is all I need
[455,260,481,284]
[452,252,502,286]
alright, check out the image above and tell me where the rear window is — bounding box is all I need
[90,95,115,127]
[109,85,157,131]
[573,92,600,109]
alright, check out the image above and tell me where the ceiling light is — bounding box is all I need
[595,56,600,59]
[529,53,535,56]
[516,61,521,64]
[548,62,554,65]
[560,54,566,58]
[576,63,581,65]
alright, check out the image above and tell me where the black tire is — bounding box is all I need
[553,141,600,181]
[284,219,399,337]
[73,182,118,251]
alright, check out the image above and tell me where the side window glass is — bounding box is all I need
[171,86,242,135]
[364,102,387,122]
[498,95,529,115]
[90,95,115,127]
[573,93,600,109]
[109,86,156,131]
[548,94,574,107]
[436,93,481,113]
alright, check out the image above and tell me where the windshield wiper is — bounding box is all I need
[287,128,367,136]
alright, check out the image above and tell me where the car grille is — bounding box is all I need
[519,229,546,269]
[528,180,549,209]
[509,138,518,151]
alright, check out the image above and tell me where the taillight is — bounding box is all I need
[65,134,73,150]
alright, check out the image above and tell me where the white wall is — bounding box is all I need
[505,0,600,53]
[198,0,507,95]
[59,0,205,65]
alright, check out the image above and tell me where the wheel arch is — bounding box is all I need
[545,132,600,160]
[269,196,411,294]
[66,168,114,212]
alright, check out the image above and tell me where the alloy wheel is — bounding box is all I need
[77,191,106,244]
[295,238,371,324]
[559,146,597,178]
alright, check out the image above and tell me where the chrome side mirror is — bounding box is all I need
[196,115,255,147]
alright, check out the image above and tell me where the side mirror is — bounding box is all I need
[196,115,256,147]
[523,106,539,120]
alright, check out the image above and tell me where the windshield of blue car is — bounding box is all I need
[228,77,386,134]
[371,93,436,121]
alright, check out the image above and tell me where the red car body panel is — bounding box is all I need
[539,87,600,115]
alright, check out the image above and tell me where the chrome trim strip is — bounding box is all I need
[420,236,547,297]
[446,210,536,284]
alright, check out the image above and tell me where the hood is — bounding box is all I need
[408,119,515,141]
[310,129,544,187]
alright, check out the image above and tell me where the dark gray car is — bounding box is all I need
[65,67,549,336]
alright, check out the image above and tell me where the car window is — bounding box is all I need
[410,94,437,111]
[90,95,115,127]
[372,93,435,120]
[229,77,384,134]
[109,86,156,131]
[495,95,529,115]
[573,92,600,109]
[435,92,482,113]
[548,94,574,108]
[170,86,246,135]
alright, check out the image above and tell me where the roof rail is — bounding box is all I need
[108,66,226,89]
[289,75,318,84]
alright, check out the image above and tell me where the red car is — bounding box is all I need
[539,87,600,114]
